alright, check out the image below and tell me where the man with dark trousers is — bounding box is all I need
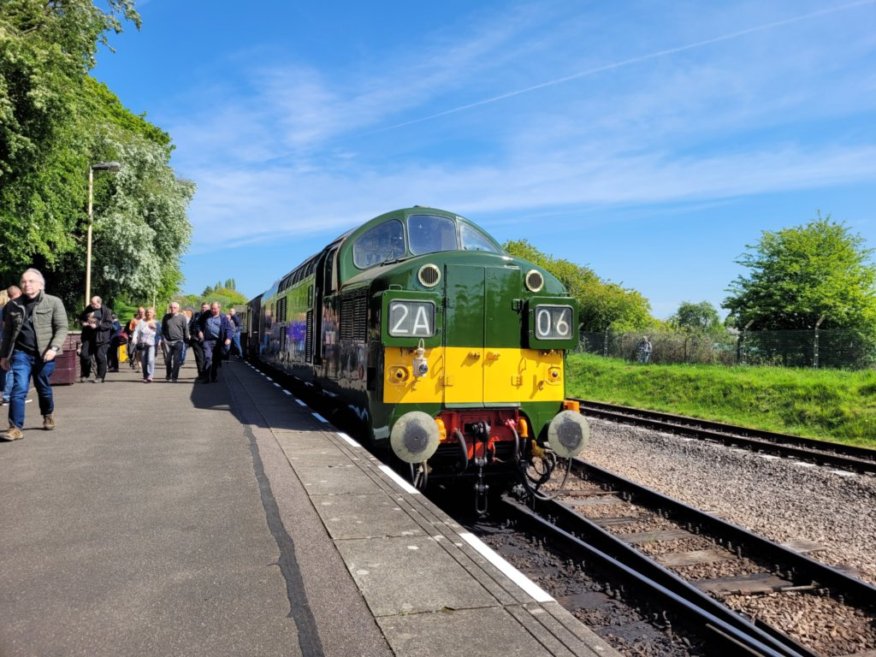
[78,295,114,382]
[196,302,233,383]
[161,302,191,382]
[188,302,209,380]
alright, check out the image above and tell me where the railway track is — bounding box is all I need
[576,399,876,474]
[503,458,876,656]
[498,495,815,657]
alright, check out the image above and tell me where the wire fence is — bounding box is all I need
[577,329,876,370]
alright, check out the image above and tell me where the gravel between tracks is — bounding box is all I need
[584,419,876,586]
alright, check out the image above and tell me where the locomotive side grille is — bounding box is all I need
[340,291,368,341]
[305,309,314,361]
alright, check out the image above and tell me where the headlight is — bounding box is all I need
[525,269,544,292]
[388,300,435,337]
[534,305,573,340]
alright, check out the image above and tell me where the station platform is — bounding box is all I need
[0,357,619,657]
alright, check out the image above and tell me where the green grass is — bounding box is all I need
[566,353,876,447]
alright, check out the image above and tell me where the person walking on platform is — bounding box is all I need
[227,307,242,359]
[161,302,190,382]
[107,314,123,372]
[196,302,233,383]
[125,307,145,372]
[0,286,21,405]
[79,295,114,382]
[189,302,209,379]
[131,307,161,383]
[0,269,68,440]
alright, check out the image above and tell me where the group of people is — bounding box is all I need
[0,266,244,442]
[119,302,240,384]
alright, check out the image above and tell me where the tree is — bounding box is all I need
[1,2,196,314]
[504,239,654,331]
[723,216,876,331]
[0,0,140,271]
[670,301,723,334]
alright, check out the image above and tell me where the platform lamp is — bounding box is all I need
[85,161,121,307]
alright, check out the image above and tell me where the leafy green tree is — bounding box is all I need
[180,287,247,311]
[1,3,196,315]
[0,0,139,273]
[723,216,876,332]
[504,239,653,331]
[670,301,723,334]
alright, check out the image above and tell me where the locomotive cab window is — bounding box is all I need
[353,220,405,269]
[460,223,502,253]
[408,214,458,255]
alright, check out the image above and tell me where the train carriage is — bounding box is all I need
[248,207,589,507]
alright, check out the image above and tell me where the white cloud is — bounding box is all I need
[160,0,876,251]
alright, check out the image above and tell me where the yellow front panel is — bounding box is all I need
[382,346,564,405]
[482,347,564,403]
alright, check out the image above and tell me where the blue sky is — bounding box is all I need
[92,0,876,318]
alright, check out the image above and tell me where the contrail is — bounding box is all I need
[374,0,875,132]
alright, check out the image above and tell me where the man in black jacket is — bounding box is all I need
[188,302,210,380]
[79,296,114,382]
[161,302,191,382]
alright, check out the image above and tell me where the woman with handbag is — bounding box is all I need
[130,307,161,383]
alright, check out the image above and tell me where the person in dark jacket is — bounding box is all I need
[196,302,233,383]
[106,314,123,372]
[161,302,191,382]
[188,302,209,380]
[79,295,114,382]
[0,268,68,440]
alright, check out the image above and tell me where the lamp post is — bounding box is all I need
[85,161,121,307]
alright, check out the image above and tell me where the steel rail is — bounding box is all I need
[577,399,876,474]
[570,459,876,605]
[500,495,816,657]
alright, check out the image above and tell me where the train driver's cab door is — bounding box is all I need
[313,246,339,365]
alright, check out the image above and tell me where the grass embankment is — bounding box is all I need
[565,353,876,446]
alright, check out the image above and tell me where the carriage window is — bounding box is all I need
[460,223,502,253]
[353,220,405,269]
[408,214,458,255]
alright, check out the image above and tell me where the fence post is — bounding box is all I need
[737,320,754,365]
[813,315,825,368]
[603,328,609,357]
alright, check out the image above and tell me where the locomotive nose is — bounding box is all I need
[547,410,590,458]
[390,411,441,463]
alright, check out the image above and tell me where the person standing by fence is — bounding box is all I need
[636,335,652,364]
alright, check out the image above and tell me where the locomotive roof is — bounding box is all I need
[251,206,503,302]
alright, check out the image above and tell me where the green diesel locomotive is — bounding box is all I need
[245,207,589,505]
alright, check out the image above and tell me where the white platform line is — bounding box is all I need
[312,412,328,423]
[282,390,292,396]
[378,465,420,495]
[266,377,273,382]
[336,432,360,447]
[272,382,281,388]
[295,399,307,407]
[459,532,554,603]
